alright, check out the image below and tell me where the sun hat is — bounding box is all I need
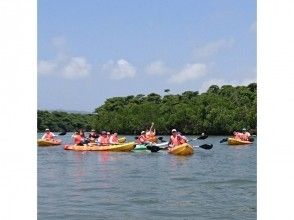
[141,131,146,134]
[45,128,50,131]
[242,128,246,131]
[172,129,177,132]
[91,129,95,132]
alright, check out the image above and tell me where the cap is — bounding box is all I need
[107,132,110,135]
[101,131,106,134]
[91,129,95,132]
[242,128,246,131]
[45,128,50,131]
[141,131,146,134]
[172,129,177,132]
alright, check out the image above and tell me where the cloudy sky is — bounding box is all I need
[38,0,256,112]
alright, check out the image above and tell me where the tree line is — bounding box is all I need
[37,83,257,135]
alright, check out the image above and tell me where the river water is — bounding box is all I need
[38,133,256,220]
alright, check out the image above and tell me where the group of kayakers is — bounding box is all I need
[232,128,252,141]
[41,124,252,147]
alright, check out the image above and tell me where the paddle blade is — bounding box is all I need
[220,138,228,143]
[197,135,208,140]
[59,131,67,136]
[198,144,213,150]
[146,145,161,152]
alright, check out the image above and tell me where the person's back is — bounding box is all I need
[109,133,119,144]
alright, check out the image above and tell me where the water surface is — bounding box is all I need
[38,133,256,220]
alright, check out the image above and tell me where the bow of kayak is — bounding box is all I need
[38,139,62,146]
[228,138,253,145]
[64,142,135,152]
[168,143,194,156]
[118,137,126,143]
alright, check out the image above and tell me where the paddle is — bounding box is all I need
[146,144,213,153]
[58,131,67,136]
[197,134,208,140]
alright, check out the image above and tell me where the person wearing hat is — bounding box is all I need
[137,131,149,144]
[41,128,56,140]
[88,129,98,142]
[109,132,119,144]
[241,128,251,141]
[97,131,110,145]
[168,129,185,147]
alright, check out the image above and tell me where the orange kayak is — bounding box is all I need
[64,142,135,152]
[168,143,194,156]
[228,138,253,145]
[38,139,62,146]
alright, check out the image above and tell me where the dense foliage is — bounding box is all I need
[37,83,257,135]
[37,110,94,132]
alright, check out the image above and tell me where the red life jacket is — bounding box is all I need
[110,135,119,144]
[44,132,54,140]
[74,135,82,144]
[99,136,109,145]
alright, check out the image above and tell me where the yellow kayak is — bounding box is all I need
[64,142,135,152]
[168,143,194,156]
[38,139,62,146]
[228,138,253,145]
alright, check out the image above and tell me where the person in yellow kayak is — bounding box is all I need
[168,129,185,147]
[240,128,251,141]
[109,132,119,144]
[97,131,110,145]
[41,128,56,140]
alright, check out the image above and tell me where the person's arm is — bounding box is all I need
[41,134,46,140]
[149,122,154,132]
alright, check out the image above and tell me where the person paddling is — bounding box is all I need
[109,132,119,144]
[41,128,56,140]
[97,131,110,145]
[137,131,149,144]
[88,129,98,142]
[168,129,185,147]
[241,128,251,141]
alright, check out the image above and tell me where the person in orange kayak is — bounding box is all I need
[109,132,119,144]
[97,131,110,145]
[146,122,156,139]
[88,129,98,142]
[41,128,56,140]
[168,129,185,147]
[240,128,251,141]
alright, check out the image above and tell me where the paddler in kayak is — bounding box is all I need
[240,128,251,141]
[109,132,119,144]
[88,129,98,143]
[146,122,156,141]
[73,130,89,146]
[41,128,56,140]
[168,129,185,148]
[136,131,150,144]
[97,131,110,145]
[233,131,243,140]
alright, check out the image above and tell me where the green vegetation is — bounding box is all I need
[37,83,257,135]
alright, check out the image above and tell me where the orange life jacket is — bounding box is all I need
[44,132,54,140]
[109,135,119,144]
[74,135,82,144]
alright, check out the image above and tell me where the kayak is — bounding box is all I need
[64,142,135,152]
[168,143,194,156]
[118,137,126,143]
[134,142,169,151]
[228,138,253,145]
[38,139,62,146]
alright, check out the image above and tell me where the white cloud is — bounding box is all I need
[145,60,170,75]
[38,37,91,79]
[193,38,234,60]
[62,57,91,79]
[168,63,206,84]
[102,59,136,80]
[38,60,58,75]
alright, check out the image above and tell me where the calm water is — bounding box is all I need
[38,133,256,220]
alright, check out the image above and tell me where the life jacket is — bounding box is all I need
[109,135,119,144]
[234,132,243,140]
[44,132,54,140]
[170,135,183,146]
[139,135,148,143]
[240,132,251,141]
[74,135,83,144]
[98,136,109,145]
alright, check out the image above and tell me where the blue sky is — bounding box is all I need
[38,0,256,112]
